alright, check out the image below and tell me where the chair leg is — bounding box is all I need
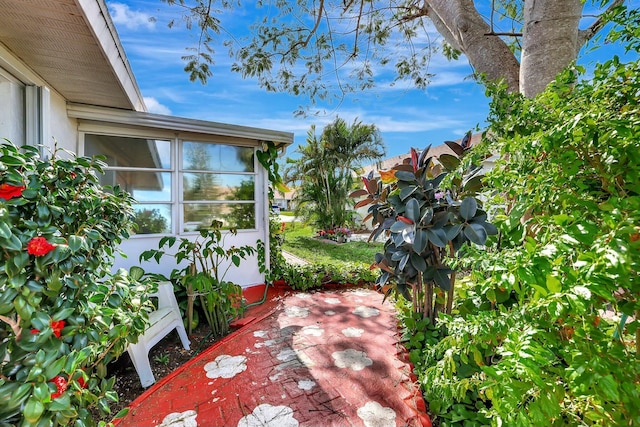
[176,323,191,351]
[127,343,156,388]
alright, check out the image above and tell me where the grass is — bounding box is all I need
[281,222,383,265]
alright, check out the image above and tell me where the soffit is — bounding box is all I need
[0,0,144,110]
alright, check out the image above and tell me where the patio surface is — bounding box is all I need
[114,285,431,427]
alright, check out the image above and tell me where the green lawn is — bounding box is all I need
[281,222,383,265]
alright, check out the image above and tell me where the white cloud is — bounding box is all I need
[108,2,155,31]
[143,97,172,115]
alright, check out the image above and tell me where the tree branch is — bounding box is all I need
[0,314,22,341]
[302,0,325,48]
[577,0,624,47]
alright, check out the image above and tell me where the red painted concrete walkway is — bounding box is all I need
[115,285,430,427]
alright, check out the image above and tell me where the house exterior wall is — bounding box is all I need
[0,44,77,151]
[0,46,288,289]
[49,90,77,152]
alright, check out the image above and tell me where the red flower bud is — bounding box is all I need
[27,237,56,256]
[77,375,87,389]
[50,320,65,338]
[50,375,68,399]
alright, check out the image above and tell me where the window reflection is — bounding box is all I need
[183,173,254,201]
[98,171,171,202]
[183,203,255,231]
[85,135,171,169]
[132,204,172,234]
[182,141,254,172]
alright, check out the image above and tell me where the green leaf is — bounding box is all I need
[419,207,433,225]
[398,253,410,271]
[434,268,452,290]
[124,266,143,282]
[426,228,448,247]
[4,234,22,251]
[598,375,620,401]
[460,197,478,221]
[546,274,562,293]
[68,235,84,252]
[44,357,66,380]
[463,175,484,193]
[23,397,45,423]
[438,154,461,171]
[395,171,417,182]
[405,199,420,222]
[464,223,487,245]
[444,224,463,241]
[53,307,75,321]
[410,253,427,272]
[231,255,240,267]
[0,221,12,239]
[400,185,419,201]
[413,229,427,253]
[390,221,412,233]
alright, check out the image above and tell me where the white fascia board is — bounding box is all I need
[67,103,294,146]
[0,43,46,86]
[75,0,146,112]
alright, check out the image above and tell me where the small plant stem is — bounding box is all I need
[446,242,456,315]
[636,309,639,359]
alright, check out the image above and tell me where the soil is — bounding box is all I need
[103,323,220,422]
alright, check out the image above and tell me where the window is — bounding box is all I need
[0,69,25,145]
[84,134,257,235]
[181,141,255,232]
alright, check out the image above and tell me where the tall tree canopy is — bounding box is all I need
[284,118,384,229]
[166,0,630,100]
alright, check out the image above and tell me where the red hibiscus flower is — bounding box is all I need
[50,320,65,338]
[76,372,88,389]
[50,376,68,399]
[0,183,25,200]
[27,237,56,256]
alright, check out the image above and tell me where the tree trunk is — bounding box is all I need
[425,0,520,92]
[425,0,585,97]
[520,0,583,97]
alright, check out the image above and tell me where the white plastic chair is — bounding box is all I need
[127,281,190,388]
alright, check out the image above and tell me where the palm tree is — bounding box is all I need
[285,118,385,230]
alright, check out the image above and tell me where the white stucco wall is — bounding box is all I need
[114,228,268,288]
[0,44,77,152]
[49,91,77,153]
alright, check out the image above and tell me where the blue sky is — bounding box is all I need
[107,1,637,160]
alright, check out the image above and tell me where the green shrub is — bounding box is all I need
[280,261,377,291]
[140,221,253,338]
[0,141,153,426]
[413,50,640,427]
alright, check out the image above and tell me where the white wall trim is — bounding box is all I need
[68,103,294,146]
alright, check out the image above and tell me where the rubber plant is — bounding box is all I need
[0,141,153,426]
[140,221,255,337]
[351,138,496,323]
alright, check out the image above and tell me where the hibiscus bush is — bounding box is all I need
[0,141,153,426]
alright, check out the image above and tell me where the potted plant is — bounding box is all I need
[351,139,496,324]
[141,221,255,337]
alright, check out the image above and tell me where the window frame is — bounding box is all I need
[80,129,260,237]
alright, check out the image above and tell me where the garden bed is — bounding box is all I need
[104,322,219,422]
